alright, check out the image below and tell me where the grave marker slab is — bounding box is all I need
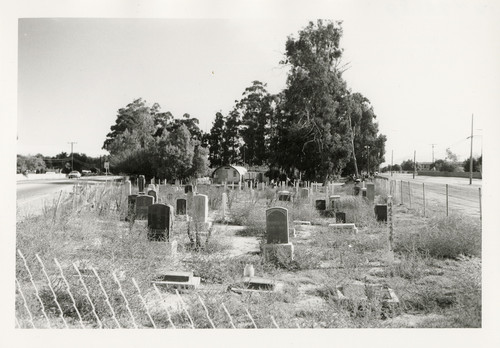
[315,199,326,211]
[176,198,187,215]
[266,207,289,244]
[135,195,154,220]
[185,184,193,194]
[138,175,145,193]
[374,204,388,222]
[300,188,310,199]
[124,180,132,196]
[278,191,292,202]
[147,203,173,241]
[148,189,158,203]
[335,211,346,223]
[127,194,138,219]
[193,194,208,223]
[366,183,375,203]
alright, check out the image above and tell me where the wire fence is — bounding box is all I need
[374,177,482,220]
[14,250,298,329]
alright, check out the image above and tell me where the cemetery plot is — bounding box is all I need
[15,180,481,329]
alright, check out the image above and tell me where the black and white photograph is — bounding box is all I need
[2,0,500,346]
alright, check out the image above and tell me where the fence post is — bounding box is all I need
[408,181,412,208]
[479,187,482,221]
[446,184,449,216]
[422,183,426,217]
[400,180,403,205]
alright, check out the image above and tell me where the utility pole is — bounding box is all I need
[430,144,436,163]
[413,150,416,179]
[390,150,393,177]
[469,114,474,185]
[68,141,77,171]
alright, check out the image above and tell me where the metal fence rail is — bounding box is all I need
[374,177,481,219]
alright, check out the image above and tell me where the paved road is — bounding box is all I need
[377,173,482,218]
[16,176,122,219]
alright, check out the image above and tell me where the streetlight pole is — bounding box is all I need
[68,141,77,171]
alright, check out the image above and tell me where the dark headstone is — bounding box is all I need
[315,199,326,211]
[278,191,291,201]
[335,211,346,223]
[266,207,289,244]
[128,194,138,218]
[167,193,173,202]
[138,175,146,193]
[176,198,187,215]
[353,186,360,196]
[148,189,157,203]
[361,188,367,197]
[147,203,173,241]
[136,195,154,220]
[185,184,193,194]
[374,204,388,222]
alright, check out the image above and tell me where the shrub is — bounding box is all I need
[395,214,481,259]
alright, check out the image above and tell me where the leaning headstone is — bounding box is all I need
[147,203,173,241]
[263,207,294,262]
[366,183,375,203]
[138,175,146,193]
[176,198,187,215]
[136,195,154,220]
[148,189,158,203]
[315,199,326,211]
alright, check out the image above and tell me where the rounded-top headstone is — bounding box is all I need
[266,207,289,244]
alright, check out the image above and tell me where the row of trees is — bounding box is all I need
[205,20,386,181]
[103,20,386,182]
[102,99,208,180]
[382,154,482,173]
[17,153,104,174]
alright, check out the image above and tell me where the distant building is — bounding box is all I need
[212,165,248,184]
[419,162,433,171]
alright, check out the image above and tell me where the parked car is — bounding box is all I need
[67,170,81,179]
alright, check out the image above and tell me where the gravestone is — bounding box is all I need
[185,184,193,194]
[374,204,388,222]
[127,194,138,219]
[167,193,173,202]
[366,183,375,203]
[138,175,145,193]
[176,198,187,215]
[175,179,180,187]
[136,195,154,220]
[353,186,360,196]
[335,211,346,223]
[147,204,173,241]
[221,192,228,220]
[148,189,157,203]
[330,195,341,211]
[278,191,291,202]
[151,177,155,185]
[124,180,132,196]
[263,207,293,261]
[300,188,310,200]
[315,199,326,211]
[266,207,289,244]
[361,187,367,197]
[193,194,208,223]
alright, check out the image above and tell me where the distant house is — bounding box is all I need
[212,165,248,184]
[419,162,433,171]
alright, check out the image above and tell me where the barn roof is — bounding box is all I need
[212,165,248,177]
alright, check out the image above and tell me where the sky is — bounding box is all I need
[14,2,500,166]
